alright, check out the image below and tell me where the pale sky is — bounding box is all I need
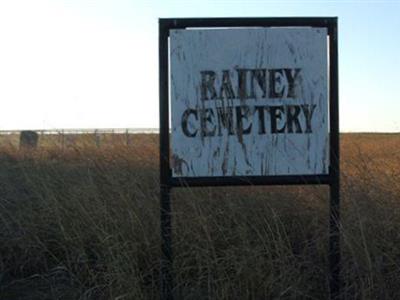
[0,0,399,132]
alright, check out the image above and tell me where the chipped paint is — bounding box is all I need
[170,27,329,177]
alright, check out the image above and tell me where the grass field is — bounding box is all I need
[0,133,399,299]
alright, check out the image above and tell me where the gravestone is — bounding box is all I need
[19,130,39,150]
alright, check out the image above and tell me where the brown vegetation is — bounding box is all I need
[0,133,399,299]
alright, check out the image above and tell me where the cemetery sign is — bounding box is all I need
[159,18,339,300]
[170,27,329,177]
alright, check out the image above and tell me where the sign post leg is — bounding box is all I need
[329,177,340,300]
[328,17,340,300]
[160,185,173,300]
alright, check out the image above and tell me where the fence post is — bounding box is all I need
[125,129,130,146]
[94,130,100,148]
[60,130,65,150]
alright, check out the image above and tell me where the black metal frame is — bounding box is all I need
[159,17,339,300]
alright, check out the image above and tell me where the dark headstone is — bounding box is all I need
[19,131,39,150]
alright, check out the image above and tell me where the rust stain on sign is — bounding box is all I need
[171,154,190,176]
[170,28,329,177]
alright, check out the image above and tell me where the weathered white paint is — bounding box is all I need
[170,27,328,177]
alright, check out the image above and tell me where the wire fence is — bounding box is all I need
[0,128,159,150]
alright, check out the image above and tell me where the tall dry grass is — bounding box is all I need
[0,133,399,299]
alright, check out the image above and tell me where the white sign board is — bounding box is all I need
[170,27,328,177]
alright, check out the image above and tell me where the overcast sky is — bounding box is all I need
[0,0,399,132]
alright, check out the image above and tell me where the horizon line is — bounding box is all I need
[0,128,399,135]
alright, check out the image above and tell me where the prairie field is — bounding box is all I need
[0,133,399,299]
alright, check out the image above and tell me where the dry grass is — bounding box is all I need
[0,133,399,299]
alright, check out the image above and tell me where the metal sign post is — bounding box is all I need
[159,17,339,300]
[328,20,340,299]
